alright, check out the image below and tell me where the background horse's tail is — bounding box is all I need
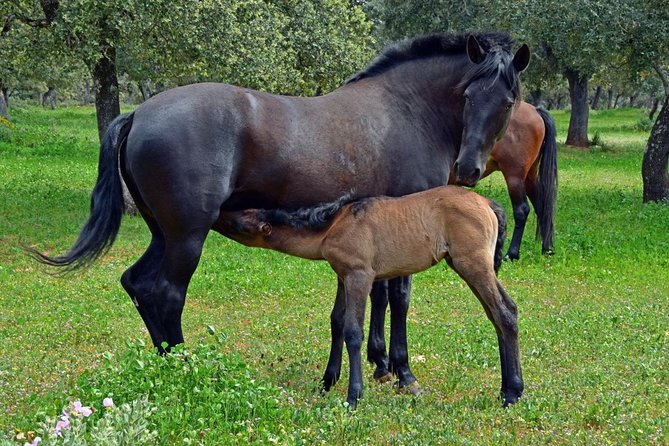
[535,106,558,253]
[488,200,507,273]
[29,112,135,271]
[258,191,358,230]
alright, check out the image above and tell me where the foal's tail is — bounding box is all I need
[535,107,558,253]
[29,112,135,271]
[488,200,507,274]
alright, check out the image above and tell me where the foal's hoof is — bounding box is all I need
[397,380,422,396]
[542,248,555,257]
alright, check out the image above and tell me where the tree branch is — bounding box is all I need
[652,62,669,97]
[2,0,58,36]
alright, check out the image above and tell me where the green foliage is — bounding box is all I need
[3,0,376,97]
[2,107,669,444]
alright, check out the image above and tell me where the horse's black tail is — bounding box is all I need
[489,200,507,274]
[29,112,135,271]
[258,191,358,230]
[535,107,558,254]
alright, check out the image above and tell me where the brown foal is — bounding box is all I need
[220,185,522,408]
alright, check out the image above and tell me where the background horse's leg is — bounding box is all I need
[503,174,530,260]
[343,270,375,408]
[322,280,346,391]
[367,280,392,382]
[388,275,419,392]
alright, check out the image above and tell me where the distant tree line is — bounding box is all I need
[2,0,668,201]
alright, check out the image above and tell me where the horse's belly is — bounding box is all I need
[373,243,440,279]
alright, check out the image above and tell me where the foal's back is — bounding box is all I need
[322,186,498,279]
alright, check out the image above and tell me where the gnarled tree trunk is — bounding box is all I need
[565,68,590,148]
[642,95,669,202]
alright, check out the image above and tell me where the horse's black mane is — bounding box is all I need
[258,192,358,231]
[347,31,521,99]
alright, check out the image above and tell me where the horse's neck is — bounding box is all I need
[266,227,326,260]
[377,57,467,147]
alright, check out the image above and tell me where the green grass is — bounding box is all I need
[1,106,668,444]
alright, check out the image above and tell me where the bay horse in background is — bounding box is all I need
[30,32,530,395]
[453,101,557,260]
[220,186,521,408]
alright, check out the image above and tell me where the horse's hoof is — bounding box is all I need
[542,249,555,257]
[397,380,422,396]
[375,372,393,384]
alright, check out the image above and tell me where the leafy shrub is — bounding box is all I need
[6,330,291,444]
[633,116,654,132]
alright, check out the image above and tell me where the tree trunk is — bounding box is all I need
[0,80,8,119]
[607,89,613,109]
[42,87,56,109]
[529,89,545,108]
[82,78,93,105]
[591,85,602,110]
[92,50,120,142]
[629,95,637,108]
[565,68,590,148]
[614,93,622,108]
[649,97,659,121]
[642,95,669,202]
[139,81,152,102]
[92,48,137,215]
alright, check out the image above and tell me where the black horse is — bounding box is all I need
[32,32,529,401]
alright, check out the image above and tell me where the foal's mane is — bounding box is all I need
[258,192,358,231]
[347,31,521,99]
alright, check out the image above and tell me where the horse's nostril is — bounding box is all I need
[474,168,481,180]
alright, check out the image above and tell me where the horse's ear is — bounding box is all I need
[513,44,531,73]
[260,223,272,235]
[466,34,486,64]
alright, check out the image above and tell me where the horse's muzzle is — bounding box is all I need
[453,161,481,187]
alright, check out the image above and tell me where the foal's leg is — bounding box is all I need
[342,269,375,408]
[322,280,346,391]
[367,280,392,382]
[388,276,419,391]
[449,257,523,406]
[503,173,530,260]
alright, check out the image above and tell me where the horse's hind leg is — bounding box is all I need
[367,280,392,382]
[121,213,168,349]
[503,174,530,260]
[448,256,523,406]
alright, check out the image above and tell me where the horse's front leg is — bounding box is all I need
[342,270,374,409]
[367,280,392,382]
[388,275,420,393]
[504,175,530,260]
[322,280,346,391]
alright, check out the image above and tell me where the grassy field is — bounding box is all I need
[1,105,668,444]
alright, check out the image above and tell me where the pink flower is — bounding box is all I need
[72,401,93,417]
[103,397,114,408]
[24,436,41,446]
[54,415,70,435]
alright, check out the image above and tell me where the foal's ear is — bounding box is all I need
[260,223,272,235]
[513,44,531,73]
[466,34,486,64]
